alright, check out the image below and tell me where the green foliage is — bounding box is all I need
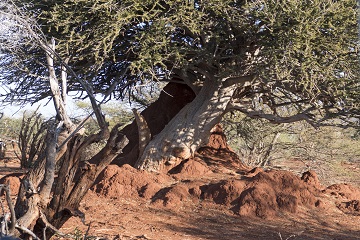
[102,102,133,128]
[223,112,287,166]
[223,112,360,170]
[250,0,359,100]
[17,110,47,168]
[0,115,22,141]
[287,123,360,163]
[2,0,359,125]
[74,101,133,161]
[74,101,133,134]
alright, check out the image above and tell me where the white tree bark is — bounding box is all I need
[135,78,239,172]
[45,38,75,132]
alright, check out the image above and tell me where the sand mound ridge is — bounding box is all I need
[92,125,360,218]
[93,162,360,218]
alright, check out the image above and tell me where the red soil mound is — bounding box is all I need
[92,164,172,200]
[235,170,320,218]
[323,183,360,215]
[324,183,360,200]
[151,184,193,209]
[336,200,360,215]
[0,172,23,196]
[301,170,321,188]
[244,167,264,177]
[197,125,249,172]
[203,179,246,205]
[91,165,360,219]
[168,157,212,178]
[92,124,360,219]
[93,162,335,219]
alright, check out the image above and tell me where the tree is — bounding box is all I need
[0,1,129,238]
[0,0,359,238]
[222,112,360,172]
[0,115,22,141]
[222,112,287,167]
[2,0,360,173]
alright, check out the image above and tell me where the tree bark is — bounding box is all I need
[44,128,128,232]
[111,82,195,166]
[135,79,238,172]
[12,124,128,239]
[132,108,151,158]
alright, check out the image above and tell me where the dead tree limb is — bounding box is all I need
[43,124,128,235]
[3,186,15,234]
[132,108,151,159]
[15,224,40,240]
[39,211,69,238]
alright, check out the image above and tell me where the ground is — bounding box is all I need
[0,132,359,240]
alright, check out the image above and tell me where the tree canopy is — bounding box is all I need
[1,0,359,127]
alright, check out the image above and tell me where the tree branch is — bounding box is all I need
[223,74,255,88]
[132,109,151,158]
[39,122,62,204]
[39,211,69,238]
[15,224,40,240]
[0,184,16,235]
[229,101,317,126]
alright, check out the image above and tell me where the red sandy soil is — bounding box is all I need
[57,161,360,240]
[0,127,360,240]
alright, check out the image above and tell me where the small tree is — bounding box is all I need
[0,1,129,238]
[223,112,287,166]
[16,110,47,168]
[0,116,22,141]
[223,112,360,175]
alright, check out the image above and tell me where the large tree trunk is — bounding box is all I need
[111,82,195,166]
[135,79,237,172]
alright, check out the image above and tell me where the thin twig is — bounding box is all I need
[43,226,46,240]
[83,222,91,240]
[278,232,297,240]
[56,113,93,152]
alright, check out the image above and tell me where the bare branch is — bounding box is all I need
[0,184,16,235]
[228,101,318,126]
[39,211,69,238]
[132,109,151,158]
[223,74,255,88]
[39,122,63,203]
[15,224,40,240]
[3,185,15,234]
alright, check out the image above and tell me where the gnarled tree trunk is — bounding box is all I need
[135,79,238,172]
[13,126,128,239]
[111,82,195,166]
